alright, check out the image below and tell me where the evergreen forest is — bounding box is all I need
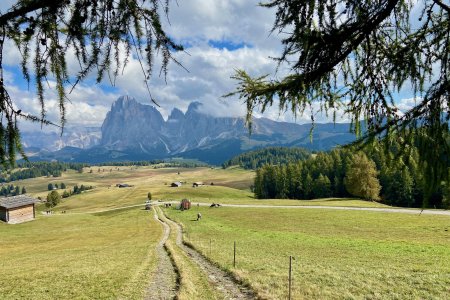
[251,143,448,208]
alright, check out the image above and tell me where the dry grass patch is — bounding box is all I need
[0,208,160,299]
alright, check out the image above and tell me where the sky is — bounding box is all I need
[0,0,416,132]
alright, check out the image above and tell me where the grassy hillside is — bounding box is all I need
[166,206,450,299]
[0,208,160,299]
[1,165,447,299]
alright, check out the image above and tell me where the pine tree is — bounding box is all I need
[275,166,288,198]
[21,186,26,194]
[303,173,313,199]
[48,183,54,191]
[254,168,264,199]
[229,1,449,197]
[344,153,381,201]
[312,174,332,199]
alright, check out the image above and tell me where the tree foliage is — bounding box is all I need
[0,0,183,167]
[253,142,447,208]
[46,190,61,208]
[344,152,381,201]
[229,0,450,197]
[222,147,311,169]
[0,183,24,196]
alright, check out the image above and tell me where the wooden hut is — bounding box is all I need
[180,198,191,210]
[0,195,37,224]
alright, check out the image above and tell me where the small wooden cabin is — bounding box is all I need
[180,198,191,210]
[0,195,36,224]
[171,182,182,187]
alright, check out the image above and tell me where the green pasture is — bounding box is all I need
[17,166,390,212]
[0,208,159,299]
[2,165,445,299]
[165,206,450,299]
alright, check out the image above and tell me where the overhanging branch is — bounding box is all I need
[0,0,62,27]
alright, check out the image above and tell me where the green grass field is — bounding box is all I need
[165,206,450,299]
[0,208,160,299]
[20,166,388,212]
[2,165,449,299]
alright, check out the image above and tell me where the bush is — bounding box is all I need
[46,191,61,208]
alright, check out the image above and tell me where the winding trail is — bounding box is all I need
[144,208,178,300]
[156,207,257,300]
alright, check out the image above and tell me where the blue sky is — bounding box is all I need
[0,0,417,132]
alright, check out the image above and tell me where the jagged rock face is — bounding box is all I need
[101,97,249,155]
[101,96,166,153]
[164,102,247,153]
[98,96,356,161]
[22,96,357,164]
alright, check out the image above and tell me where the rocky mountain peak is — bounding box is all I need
[185,101,203,116]
[168,107,185,121]
[101,96,165,151]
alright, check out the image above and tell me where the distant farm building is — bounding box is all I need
[171,182,182,187]
[180,198,191,210]
[116,183,132,188]
[0,195,37,224]
[192,182,204,187]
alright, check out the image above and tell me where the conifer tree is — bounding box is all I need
[229,0,449,196]
[345,153,381,201]
[312,174,332,199]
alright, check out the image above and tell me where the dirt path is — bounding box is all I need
[144,208,178,300]
[157,207,257,300]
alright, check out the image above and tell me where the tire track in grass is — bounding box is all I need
[157,207,258,300]
[145,208,179,300]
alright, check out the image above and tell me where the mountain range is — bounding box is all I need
[22,96,357,164]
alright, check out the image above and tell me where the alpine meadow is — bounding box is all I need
[0,1,449,300]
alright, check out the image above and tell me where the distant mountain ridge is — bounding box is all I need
[22,127,101,152]
[23,96,357,164]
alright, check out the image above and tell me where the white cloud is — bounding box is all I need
[1,0,345,131]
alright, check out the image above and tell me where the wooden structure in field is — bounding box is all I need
[0,195,37,224]
[180,198,191,210]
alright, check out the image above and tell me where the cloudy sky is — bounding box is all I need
[0,1,415,132]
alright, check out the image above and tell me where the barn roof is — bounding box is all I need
[0,195,37,209]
